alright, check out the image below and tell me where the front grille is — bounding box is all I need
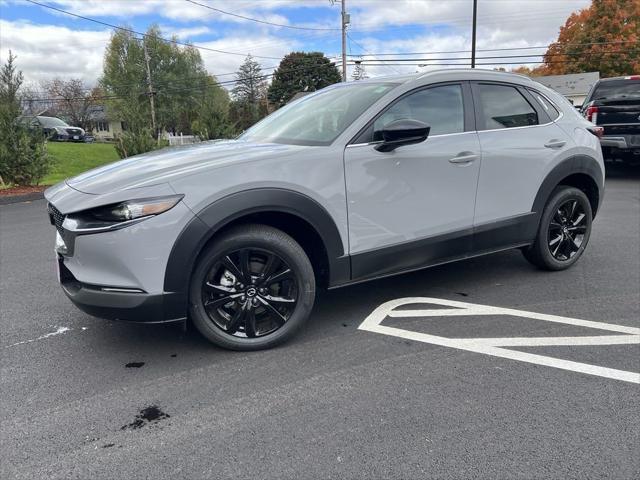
[65,128,82,136]
[48,203,65,235]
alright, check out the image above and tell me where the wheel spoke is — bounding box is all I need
[551,237,563,257]
[258,297,287,326]
[225,305,245,335]
[204,293,241,309]
[221,255,244,282]
[262,294,296,305]
[549,234,563,247]
[263,268,293,286]
[239,249,252,283]
[205,282,236,294]
[567,232,581,250]
[259,253,279,281]
[572,213,586,227]
[549,221,562,230]
[567,225,586,233]
[568,200,577,219]
[244,306,257,338]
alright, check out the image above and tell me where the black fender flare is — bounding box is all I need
[531,154,604,220]
[162,188,350,317]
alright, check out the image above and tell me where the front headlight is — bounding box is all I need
[62,195,183,233]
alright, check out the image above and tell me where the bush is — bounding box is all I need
[0,110,51,186]
[114,129,167,159]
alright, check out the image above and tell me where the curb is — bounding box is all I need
[0,191,46,205]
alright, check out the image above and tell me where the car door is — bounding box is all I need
[470,82,573,251]
[344,82,481,279]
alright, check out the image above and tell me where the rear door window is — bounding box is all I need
[476,84,538,130]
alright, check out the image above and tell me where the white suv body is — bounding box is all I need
[45,69,604,349]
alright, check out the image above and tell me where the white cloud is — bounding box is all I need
[0,19,110,85]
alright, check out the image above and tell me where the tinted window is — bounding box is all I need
[373,84,464,140]
[591,80,640,100]
[477,84,538,129]
[529,89,560,120]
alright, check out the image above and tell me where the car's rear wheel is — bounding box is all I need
[189,224,315,350]
[522,186,592,270]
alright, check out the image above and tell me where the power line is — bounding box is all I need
[346,40,640,57]
[349,49,639,63]
[23,0,282,60]
[24,60,341,102]
[184,0,339,31]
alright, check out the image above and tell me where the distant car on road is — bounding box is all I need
[21,115,86,142]
[580,75,640,165]
[45,69,604,350]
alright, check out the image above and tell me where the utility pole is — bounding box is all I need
[142,39,157,134]
[330,0,349,81]
[471,0,478,68]
[341,0,348,81]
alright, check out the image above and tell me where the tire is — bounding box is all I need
[189,224,315,350]
[522,186,593,271]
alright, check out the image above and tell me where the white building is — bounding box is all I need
[533,72,600,107]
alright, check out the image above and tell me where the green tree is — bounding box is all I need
[230,55,268,131]
[267,52,341,108]
[191,75,234,140]
[0,51,50,186]
[101,25,230,156]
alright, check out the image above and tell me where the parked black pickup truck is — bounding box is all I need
[581,76,640,165]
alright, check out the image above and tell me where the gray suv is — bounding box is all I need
[45,69,605,350]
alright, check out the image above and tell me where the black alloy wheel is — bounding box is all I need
[189,224,315,350]
[547,199,588,261]
[202,248,298,338]
[522,186,593,271]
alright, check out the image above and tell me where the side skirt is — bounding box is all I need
[332,212,538,289]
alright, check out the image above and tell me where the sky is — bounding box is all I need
[0,0,591,89]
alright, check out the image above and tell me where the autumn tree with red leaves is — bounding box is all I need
[533,0,639,77]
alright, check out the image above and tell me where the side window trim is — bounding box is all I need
[526,87,561,122]
[518,86,552,124]
[470,81,543,131]
[349,81,472,145]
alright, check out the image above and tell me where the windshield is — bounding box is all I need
[240,82,398,146]
[38,116,69,127]
[592,80,640,100]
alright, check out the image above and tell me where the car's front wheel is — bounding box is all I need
[189,224,315,350]
[522,186,593,270]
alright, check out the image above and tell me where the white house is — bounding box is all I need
[533,72,600,107]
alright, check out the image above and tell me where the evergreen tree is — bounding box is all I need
[267,52,341,108]
[230,55,268,131]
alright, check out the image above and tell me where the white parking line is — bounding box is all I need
[359,297,640,384]
[4,326,72,348]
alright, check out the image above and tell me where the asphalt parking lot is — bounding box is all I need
[1,167,639,479]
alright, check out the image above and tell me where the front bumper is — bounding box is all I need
[46,183,195,323]
[58,258,185,323]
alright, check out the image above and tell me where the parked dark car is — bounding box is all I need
[20,115,86,142]
[581,75,640,164]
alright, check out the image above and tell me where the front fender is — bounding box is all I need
[163,188,350,314]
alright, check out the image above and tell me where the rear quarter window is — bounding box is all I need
[528,89,560,121]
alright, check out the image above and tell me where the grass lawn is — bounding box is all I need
[41,142,120,185]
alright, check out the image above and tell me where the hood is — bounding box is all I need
[65,140,306,195]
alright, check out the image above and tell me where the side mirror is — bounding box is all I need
[374,119,431,152]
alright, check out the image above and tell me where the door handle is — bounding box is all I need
[544,139,566,149]
[449,153,478,164]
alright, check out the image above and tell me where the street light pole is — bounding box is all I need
[471,0,478,68]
